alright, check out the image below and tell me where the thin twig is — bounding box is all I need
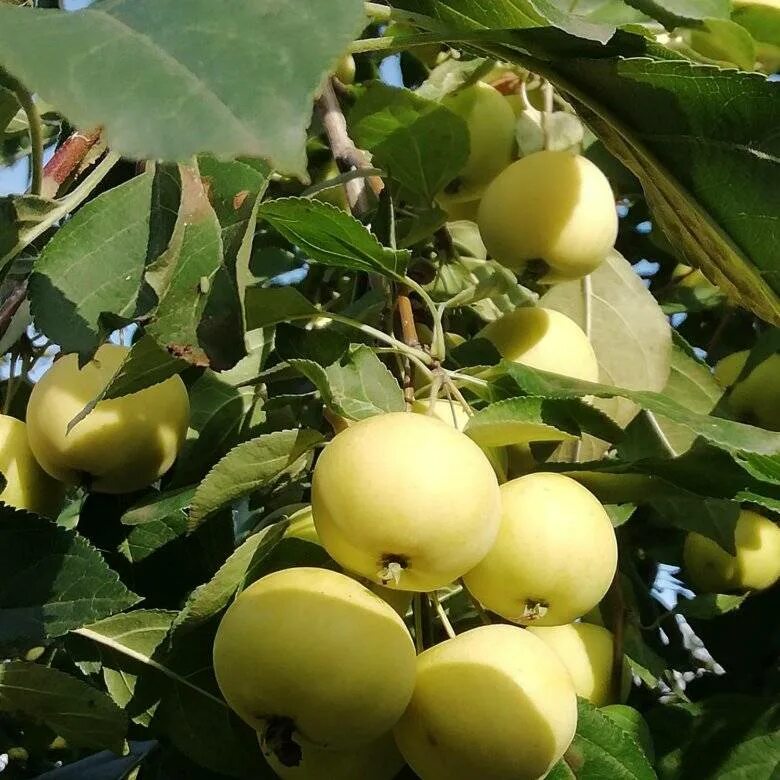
[0,280,28,340]
[11,85,44,196]
[607,573,626,703]
[460,579,492,626]
[315,80,382,214]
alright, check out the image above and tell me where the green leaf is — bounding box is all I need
[0,83,18,133]
[0,661,127,752]
[258,197,410,280]
[397,0,615,43]
[244,287,319,330]
[499,362,780,457]
[647,333,722,456]
[68,334,188,432]
[464,396,624,447]
[349,82,470,207]
[146,165,223,367]
[170,371,259,486]
[121,486,196,527]
[622,0,730,28]
[733,4,780,49]
[677,592,747,619]
[552,698,656,779]
[29,173,153,359]
[198,155,271,263]
[648,695,780,780]
[189,429,323,528]
[542,251,672,447]
[291,344,406,420]
[687,18,757,71]
[78,610,176,725]
[120,513,190,564]
[171,522,288,635]
[0,516,140,648]
[0,0,366,175]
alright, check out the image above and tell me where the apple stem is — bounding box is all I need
[430,592,457,640]
[459,580,492,625]
[413,594,425,654]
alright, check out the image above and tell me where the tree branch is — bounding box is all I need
[315,80,382,214]
[0,280,28,338]
[40,127,102,199]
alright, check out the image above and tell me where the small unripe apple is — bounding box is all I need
[438,196,481,222]
[259,729,404,780]
[26,344,189,494]
[477,150,618,280]
[481,306,599,382]
[440,83,516,202]
[312,412,501,591]
[335,54,356,85]
[714,350,780,431]
[393,624,577,780]
[528,623,630,706]
[684,509,780,592]
[213,568,416,752]
[463,472,617,625]
[0,415,64,517]
[600,705,655,762]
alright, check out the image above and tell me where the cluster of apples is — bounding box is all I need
[213,411,621,780]
[0,343,189,514]
[436,80,619,283]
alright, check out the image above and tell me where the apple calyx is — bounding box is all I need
[262,716,303,768]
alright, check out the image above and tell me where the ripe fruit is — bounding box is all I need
[528,623,629,706]
[481,306,599,382]
[259,730,404,780]
[0,415,64,517]
[477,150,618,280]
[312,412,501,591]
[393,624,577,780]
[26,344,189,494]
[600,705,655,761]
[463,473,617,625]
[440,83,516,202]
[714,350,780,431]
[683,509,780,592]
[213,568,416,751]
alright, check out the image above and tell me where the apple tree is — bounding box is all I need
[0,0,778,778]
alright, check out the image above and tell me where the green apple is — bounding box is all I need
[528,623,631,706]
[26,344,189,493]
[440,83,516,203]
[684,509,780,592]
[393,624,577,780]
[600,705,655,762]
[259,730,404,779]
[481,306,599,382]
[312,412,501,591]
[213,567,416,752]
[477,150,618,280]
[714,350,780,431]
[463,472,617,625]
[0,414,64,517]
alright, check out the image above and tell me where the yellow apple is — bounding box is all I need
[463,472,617,625]
[312,412,501,591]
[284,506,412,616]
[477,150,618,280]
[0,415,64,517]
[438,197,481,222]
[600,705,655,762]
[683,509,780,592]
[393,624,577,780]
[213,567,416,751]
[528,623,630,706]
[481,306,599,382]
[335,54,356,85]
[714,350,780,431]
[440,83,516,203]
[26,344,189,494]
[259,730,404,780]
